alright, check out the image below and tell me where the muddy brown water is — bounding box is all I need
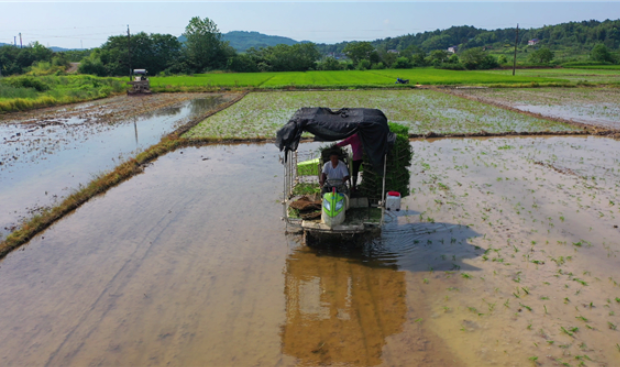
[0,138,619,366]
[0,94,232,237]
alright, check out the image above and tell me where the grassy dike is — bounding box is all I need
[0,92,247,259]
[0,75,128,113]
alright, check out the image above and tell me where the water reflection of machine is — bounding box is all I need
[281,242,407,366]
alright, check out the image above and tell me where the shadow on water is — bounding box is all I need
[298,209,483,273]
[281,209,481,366]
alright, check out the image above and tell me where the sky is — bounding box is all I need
[1,1,620,49]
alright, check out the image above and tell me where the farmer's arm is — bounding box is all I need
[336,135,355,147]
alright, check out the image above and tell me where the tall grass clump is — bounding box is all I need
[0,75,127,113]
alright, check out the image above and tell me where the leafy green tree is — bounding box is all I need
[356,59,371,70]
[528,47,554,64]
[448,54,460,64]
[247,43,320,71]
[429,50,449,65]
[343,42,375,64]
[393,56,412,69]
[591,44,616,63]
[410,52,428,67]
[460,47,486,69]
[82,32,183,76]
[0,43,55,75]
[461,47,498,69]
[318,57,343,71]
[371,62,386,70]
[369,50,381,64]
[227,53,259,72]
[497,55,508,64]
[380,51,398,68]
[479,55,499,69]
[183,16,228,72]
[78,51,107,76]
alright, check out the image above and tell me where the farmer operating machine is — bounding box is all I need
[276,107,405,241]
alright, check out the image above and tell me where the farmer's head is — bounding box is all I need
[330,151,339,165]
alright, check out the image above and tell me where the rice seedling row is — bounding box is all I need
[185,90,579,140]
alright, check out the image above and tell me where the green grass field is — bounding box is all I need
[485,68,620,76]
[562,65,620,70]
[184,90,578,140]
[483,68,620,84]
[150,72,278,89]
[151,68,569,91]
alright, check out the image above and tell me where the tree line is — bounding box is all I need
[0,42,69,76]
[1,17,619,77]
[316,20,620,56]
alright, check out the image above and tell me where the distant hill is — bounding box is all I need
[50,46,85,52]
[223,31,300,51]
[178,31,302,52]
[0,43,85,52]
[317,19,620,56]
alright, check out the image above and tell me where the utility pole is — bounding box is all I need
[127,25,132,81]
[512,24,519,76]
[14,36,16,47]
[19,33,22,49]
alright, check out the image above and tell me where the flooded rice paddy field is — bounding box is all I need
[405,136,620,366]
[185,90,578,140]
[0,93,234,237]
[452,88,620,130]
[484,69,620,85]
[0,138,619,366]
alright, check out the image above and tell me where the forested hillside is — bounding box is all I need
[317,19,620,55]
[179,31,301,52]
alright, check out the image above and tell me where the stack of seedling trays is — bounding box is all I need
[359,123,412,200]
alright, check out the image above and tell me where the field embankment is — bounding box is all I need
[0,75,127,113]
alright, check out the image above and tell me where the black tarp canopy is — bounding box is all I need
[276,107,395,173]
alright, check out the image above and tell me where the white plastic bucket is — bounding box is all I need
[386,191,401,211]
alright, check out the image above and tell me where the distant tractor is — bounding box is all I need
[127,69,151,95]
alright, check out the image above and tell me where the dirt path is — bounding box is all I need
[66,62,80,74]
